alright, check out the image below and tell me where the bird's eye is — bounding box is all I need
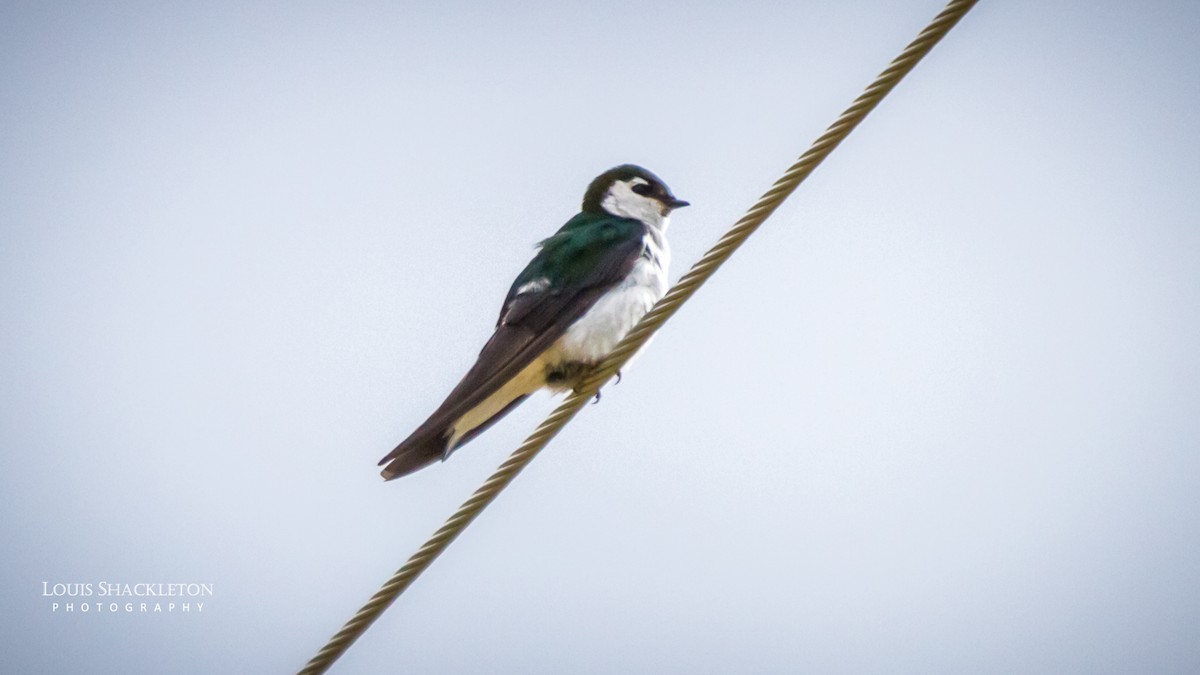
[631,183,652,196]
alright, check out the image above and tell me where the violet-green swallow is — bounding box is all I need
[379,164,688,480]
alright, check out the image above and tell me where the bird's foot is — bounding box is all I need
[588,368,624,403]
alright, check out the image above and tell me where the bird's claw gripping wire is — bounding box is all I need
[590,370,624,404]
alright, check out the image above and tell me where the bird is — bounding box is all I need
[378,164,688,480]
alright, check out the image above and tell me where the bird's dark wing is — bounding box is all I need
[379,215,647,479]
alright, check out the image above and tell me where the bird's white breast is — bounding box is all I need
[556,231,670,364]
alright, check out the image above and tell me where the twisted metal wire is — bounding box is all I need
[300,1,978,671]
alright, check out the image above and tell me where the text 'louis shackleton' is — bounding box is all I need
[42,582,213,614]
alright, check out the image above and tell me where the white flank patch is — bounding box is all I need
[515,277,550,295]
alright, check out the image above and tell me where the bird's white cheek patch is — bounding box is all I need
[602,181,668,230]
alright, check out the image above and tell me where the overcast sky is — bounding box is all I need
[3,0,1199,672]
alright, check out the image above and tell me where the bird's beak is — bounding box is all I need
[664,197,690,210]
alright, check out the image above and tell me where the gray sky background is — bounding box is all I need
[3,0,1199,672]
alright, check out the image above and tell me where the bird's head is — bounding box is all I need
[582,164,689,229]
